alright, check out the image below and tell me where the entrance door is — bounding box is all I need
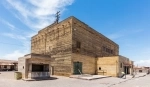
[73,62,82,74]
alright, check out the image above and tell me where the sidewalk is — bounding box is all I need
[70,75,111,80]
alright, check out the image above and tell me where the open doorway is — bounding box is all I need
[124,66,130,74]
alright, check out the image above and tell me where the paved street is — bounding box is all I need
[112,74,150,87]
[0,72,149,87]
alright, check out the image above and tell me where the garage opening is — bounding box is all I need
[31,64,49,79]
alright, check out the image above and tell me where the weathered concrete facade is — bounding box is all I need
[19,16,133,78]
[30,16,119,76]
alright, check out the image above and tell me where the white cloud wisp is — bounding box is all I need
[135,59,150,67]
[6,0,74,30]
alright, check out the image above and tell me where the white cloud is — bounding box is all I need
[2,33,27,40]
[135,59,150,67]
[0,19,16,30]
[5,0,74,30]
[3,50,28,60]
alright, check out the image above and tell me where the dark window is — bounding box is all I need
[139,70,142,72]
[103,46,106,51]
[32,64,49,72]
[99,67,101,70]
[110,50,113,54]
[4,65,7,68]
[108,49,110,53]
[120,63,122,68]
[106,48,108,52]
[76,41,81,49]
[32,64,44,72]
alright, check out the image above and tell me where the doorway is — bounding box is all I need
[124,66,130,74]
[73,62,82,74]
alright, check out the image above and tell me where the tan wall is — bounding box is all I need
[97,56,133,77]
[72,17,119,57]
[29,16,120,77]
[31,17,73,77]
[31,17,73,55]
[97,56,119,77]
[72,53,96,75]
[51,54,72,76]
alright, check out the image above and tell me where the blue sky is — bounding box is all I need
[0,0,150,66]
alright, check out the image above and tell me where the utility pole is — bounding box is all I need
[55,11,60,24]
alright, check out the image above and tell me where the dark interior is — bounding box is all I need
[32,64,49,72]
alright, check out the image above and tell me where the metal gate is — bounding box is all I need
[73,62,82,74]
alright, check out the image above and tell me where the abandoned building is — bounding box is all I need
[0,59,18,71]
[18,16,133,79]
[134,66,150,73]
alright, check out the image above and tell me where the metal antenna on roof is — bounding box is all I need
[55,11,60,24]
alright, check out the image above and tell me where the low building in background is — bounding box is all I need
[0,59,18,71]
[134,66,150,73]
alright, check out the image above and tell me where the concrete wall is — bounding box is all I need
[72,53,96,75]
[18,57,26,79]
[97,56,119,77]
